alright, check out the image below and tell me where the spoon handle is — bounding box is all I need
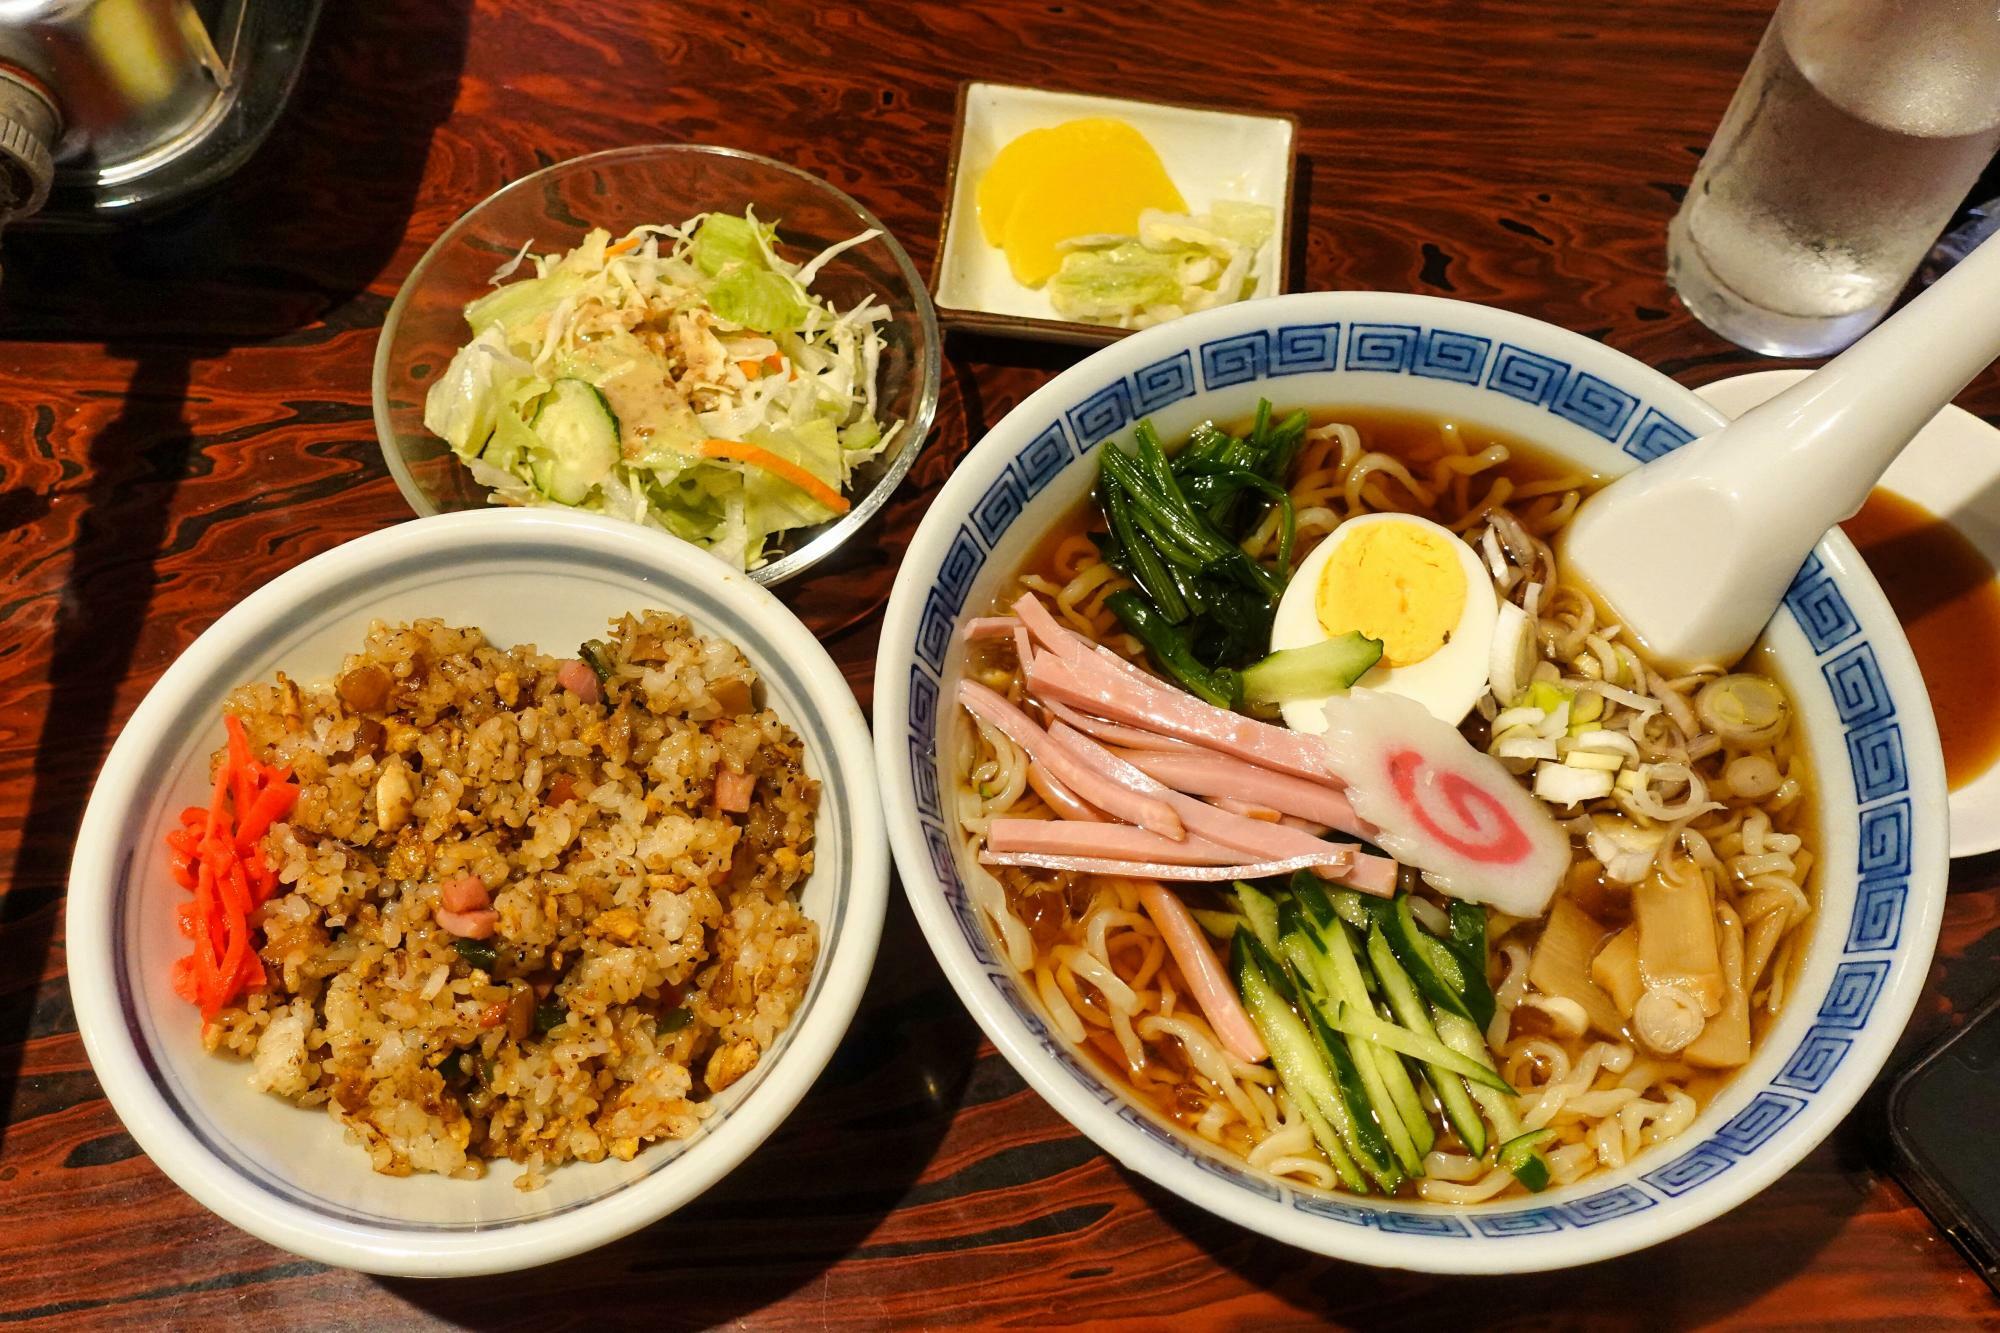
[1560,234,2000,669]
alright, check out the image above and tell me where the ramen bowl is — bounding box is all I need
[872,291,1946,1273]
[68,507,888,1276]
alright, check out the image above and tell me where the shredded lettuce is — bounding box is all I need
[707,265,809,334]
[419,209,899,571]
[691,212,774,277]
[1048,200,1276,330]
[739,418,844,567]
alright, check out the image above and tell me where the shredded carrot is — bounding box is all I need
[698,438,851,514]
[762,353,785,373]
[164,714,300,1021]
[605,234,643,258]
[735,358,764,380]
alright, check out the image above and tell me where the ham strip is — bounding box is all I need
[960,680,1184,840]
[1134,882,1267,1064]
[1116,747,1372,838]
[1017,590,1342,783]
[962,592,1405,897]
[1046,721,1392,890]
[962,616,1019,642]
[1013,592,1092,660]
[1027,650,1336,786]
[1026,762,1103,821]
[987,819,1248,866]
[1210,796,1282,822]
[1041,695,1199,753]
[1328,851,1399,896]
[982,849,1372,882]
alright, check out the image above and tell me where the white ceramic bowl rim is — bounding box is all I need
[67,508,887,1275]
[873,291,1947,1273]
[369,142,944,587]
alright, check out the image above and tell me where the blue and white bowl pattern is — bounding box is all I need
[879,293,1945,1272]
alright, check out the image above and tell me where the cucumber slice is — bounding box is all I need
[528,379,620,505]
[1369,925,1489,1157]
[1229,880,1283,956]
[1328,1001,1514,1095]
[1432,1010,1544,1186]
[1230,931,1367,1193]
[1497,1127,1558,1193]
[1239,631,1384,706]
[1279,900,1432,1169]
[1381,894,1496,1030]
[1237,930,1399,1190]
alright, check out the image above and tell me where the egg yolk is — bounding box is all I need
[1316,522,1467,668]
[976,118,1187,287]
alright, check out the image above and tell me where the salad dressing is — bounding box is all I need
[421,212,898,571]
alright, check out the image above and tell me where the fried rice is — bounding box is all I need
[202,611,820,1188]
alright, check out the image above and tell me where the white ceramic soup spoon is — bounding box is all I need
[1562,233,2000,669]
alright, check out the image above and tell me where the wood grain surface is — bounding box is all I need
[1,1,1996,1327]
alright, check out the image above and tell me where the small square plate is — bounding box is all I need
[933,82,1297,347]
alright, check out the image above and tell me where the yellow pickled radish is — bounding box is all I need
[975,118,1186,287]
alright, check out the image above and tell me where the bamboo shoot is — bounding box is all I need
[1632,867,1725,1015]
[1686,905,1751,1069]
[1591,924,1644,1018]
[1527,897,1626,1038]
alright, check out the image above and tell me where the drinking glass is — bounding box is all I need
[1668,0,2000,357]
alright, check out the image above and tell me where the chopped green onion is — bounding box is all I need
[453,938,498,971]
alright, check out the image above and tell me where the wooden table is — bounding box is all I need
[2,1,1995,1326]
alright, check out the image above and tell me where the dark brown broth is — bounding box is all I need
[1841,487,2000,791]
[983,405,1817,1193]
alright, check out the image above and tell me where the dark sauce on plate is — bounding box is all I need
[1842,487,2000,791]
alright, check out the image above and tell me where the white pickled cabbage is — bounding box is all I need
[1048,200,1275,330]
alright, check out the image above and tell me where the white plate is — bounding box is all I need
[1698,368,2000,857]
[934,83,1294,345]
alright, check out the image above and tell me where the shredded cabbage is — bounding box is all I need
[420,208,899,571]
[1047,200,1275,329]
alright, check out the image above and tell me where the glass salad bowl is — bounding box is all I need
[372,144,941,585]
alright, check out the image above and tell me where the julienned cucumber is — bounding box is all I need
[1278,900,1431,1171]
[1380,893,1497,1030]
[1432,1011,1553,1191]
[1230,931,1367,1193]
[529,378,621,505]
[1367,925,1489,1157]
[1497,1127,1558,1193]
[1328,1001,1515,1095]
[1238,931,1388,1180]
[1278,915,1418,1180]
[1227,880,1541,1193]
[1230,880,1283,955]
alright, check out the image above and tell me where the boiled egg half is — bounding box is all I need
[1271,512,1499,731]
